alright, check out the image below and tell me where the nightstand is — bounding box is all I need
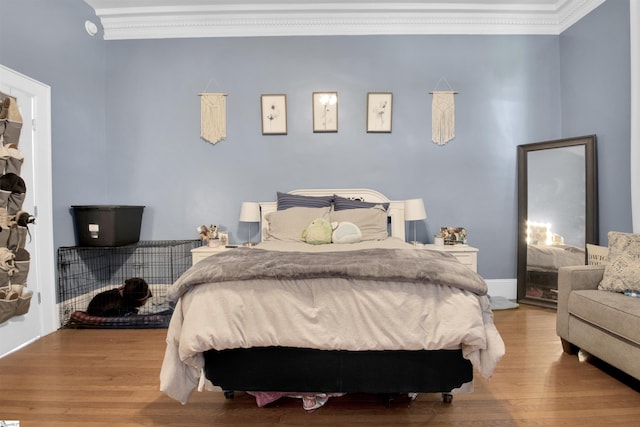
[191,245,234,266]
[422,244,479,273]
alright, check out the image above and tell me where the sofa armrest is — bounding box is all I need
[556,265,605,340]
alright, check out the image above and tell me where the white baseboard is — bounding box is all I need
[0,336,41,359]
[485,279,517,300]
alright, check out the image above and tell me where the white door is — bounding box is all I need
[0,65,55,357]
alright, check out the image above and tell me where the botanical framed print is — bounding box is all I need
[367,92,393,133]
[261,94,287,135]
[312,92,338,132]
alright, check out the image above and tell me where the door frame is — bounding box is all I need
[0,64,56,356]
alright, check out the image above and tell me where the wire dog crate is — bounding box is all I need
[57,239,200,327]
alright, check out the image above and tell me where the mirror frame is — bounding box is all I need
[517,135,599,308]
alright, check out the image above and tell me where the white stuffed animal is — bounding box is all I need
[331,221,362,244]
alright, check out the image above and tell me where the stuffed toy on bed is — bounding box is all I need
[302,218,333,245]
[331,221,362,244]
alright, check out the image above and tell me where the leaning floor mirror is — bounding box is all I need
[517,135,598,308]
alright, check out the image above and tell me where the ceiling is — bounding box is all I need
[84,0,606,40]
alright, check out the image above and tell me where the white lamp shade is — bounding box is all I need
[239,202,261,222]
[404,198,427,221]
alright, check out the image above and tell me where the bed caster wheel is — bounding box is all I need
[223,390,235,399]
[442,392,453,404]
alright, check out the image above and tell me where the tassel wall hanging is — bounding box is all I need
[199,92,227,145]
[430,78,458,146]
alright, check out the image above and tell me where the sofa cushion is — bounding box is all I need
[599,231,640,293]
[568,289,640,346]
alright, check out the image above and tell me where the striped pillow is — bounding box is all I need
[333,195,389,211]
[277,192,333,210]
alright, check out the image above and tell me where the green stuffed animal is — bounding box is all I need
[302,217,333,245]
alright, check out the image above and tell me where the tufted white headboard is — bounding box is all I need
[259,188,406,242]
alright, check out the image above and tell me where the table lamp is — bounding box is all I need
[239,202,260,246]
[404,198,427,246]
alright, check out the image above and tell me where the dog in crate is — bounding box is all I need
[86,277,152,317]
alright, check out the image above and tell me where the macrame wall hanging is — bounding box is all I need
[199,92,227,145]
[430,78,458,146]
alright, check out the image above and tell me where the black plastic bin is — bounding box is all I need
[72,205,145,247]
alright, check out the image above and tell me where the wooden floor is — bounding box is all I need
[0,305,639,426]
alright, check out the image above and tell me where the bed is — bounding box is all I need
[526,243,585,300]
[160,189,505,409]
[524,222,586,301]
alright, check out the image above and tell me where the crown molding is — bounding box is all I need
[83,0,607,40]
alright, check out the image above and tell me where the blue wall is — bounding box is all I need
[0,0,632,280]
[103,34,560,281]
[560,0,632,244]
[0,0,108,252]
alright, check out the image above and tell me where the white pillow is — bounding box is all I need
[586,243,608,265]
[265,206,330,242]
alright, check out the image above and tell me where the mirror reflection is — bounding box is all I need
[517,135,598,308]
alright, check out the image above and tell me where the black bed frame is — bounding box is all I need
[204,347,473,403]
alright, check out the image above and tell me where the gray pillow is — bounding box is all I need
[330,206,388,241]
[265,206,331,242]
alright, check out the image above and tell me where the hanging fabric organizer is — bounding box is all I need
[0,92,34,324]
[430,78,458,146]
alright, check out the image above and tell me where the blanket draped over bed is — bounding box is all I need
[160,246,505,404]
[167,247,487,300]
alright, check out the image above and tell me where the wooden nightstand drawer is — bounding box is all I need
[452,253,474,266]
[421,244,479,273]
[191,245,232,265]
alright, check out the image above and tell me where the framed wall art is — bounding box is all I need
[312,92,338,132]
[261,94,287,135]
[367,92,393,133]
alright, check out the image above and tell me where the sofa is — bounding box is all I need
[556,264,640,380]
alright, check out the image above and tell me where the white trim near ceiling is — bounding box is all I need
[84,0,606,40]
[631,0,639,232]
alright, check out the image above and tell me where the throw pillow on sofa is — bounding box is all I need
[586,243,608,265]
[599,231,640,293]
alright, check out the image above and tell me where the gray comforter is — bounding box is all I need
[167,247,488,301]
